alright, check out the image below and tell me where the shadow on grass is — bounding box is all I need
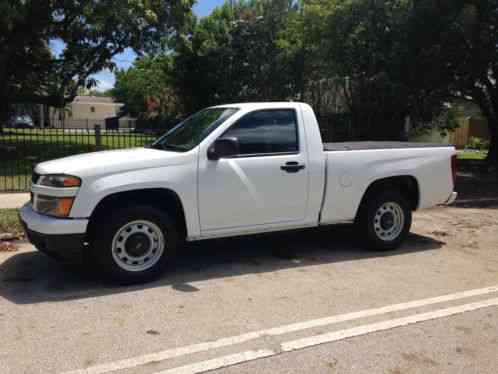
[0,225,444,305]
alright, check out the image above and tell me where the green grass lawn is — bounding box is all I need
[0,209,22,234]
[1,128,160,191]
[457,150,488,160]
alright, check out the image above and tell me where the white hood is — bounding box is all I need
[35,148,189,178]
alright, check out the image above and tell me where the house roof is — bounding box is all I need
[73,95,117,104]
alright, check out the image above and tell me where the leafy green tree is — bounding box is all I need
[277,1,337,108]
[448,0,498,166]
[171,3,234,112]
[113,55,178,119]
[107,0,497,155]
[398,0,497,165]
[0,0,193,128]
[321,0,459,139]
[172,0,299,113]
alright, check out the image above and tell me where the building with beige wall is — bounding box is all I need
[49,96,124,129]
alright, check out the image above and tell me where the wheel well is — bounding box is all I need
[87,188,187,242]
[357,176,420,216]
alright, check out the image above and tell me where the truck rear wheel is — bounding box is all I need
[357,190,412,251]
[91,206,178,284]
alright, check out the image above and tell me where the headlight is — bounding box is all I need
[37,174,81,188]
[33,195,75,217]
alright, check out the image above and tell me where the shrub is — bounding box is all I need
[467,137,489,150]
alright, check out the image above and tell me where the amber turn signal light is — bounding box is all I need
[63,176,81,187]
[56,197,75,217]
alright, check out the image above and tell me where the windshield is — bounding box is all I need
[150,108,239,152]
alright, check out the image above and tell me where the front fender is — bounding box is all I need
[70,163,200,238]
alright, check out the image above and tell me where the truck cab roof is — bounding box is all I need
[212,102,307,110]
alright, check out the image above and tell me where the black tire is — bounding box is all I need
[357,190,412,251]
[90,206,178,284]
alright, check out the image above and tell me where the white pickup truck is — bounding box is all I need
[20,102,457,283]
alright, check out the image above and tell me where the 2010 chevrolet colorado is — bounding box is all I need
[20,102,457,283]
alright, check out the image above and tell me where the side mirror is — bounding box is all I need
[207,137,239,160]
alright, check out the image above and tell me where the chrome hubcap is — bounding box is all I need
[373,202,404,241]
[111,220,165,272]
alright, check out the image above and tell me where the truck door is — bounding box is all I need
[198,108,309,232]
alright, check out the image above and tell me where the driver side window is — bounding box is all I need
[222,109,299,156]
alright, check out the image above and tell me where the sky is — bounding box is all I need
[51,0,225,92]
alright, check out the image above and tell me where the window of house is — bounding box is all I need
[90,106,95,113]
[222,109,299,156]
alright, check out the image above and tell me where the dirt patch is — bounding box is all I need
[401,352,439,367]
[455,346,477,357]
[431,230,449,238]
[0,241,18,252]
[411,172,498,262]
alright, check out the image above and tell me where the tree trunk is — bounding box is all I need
[486,120,498,169]
[0,100,9,135]
[485,94,498,169]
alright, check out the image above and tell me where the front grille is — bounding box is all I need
[32,172,41,185]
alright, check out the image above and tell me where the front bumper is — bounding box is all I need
[20,203,88,235]
[19,203,88,263]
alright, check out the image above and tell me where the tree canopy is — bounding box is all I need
[113,55,176,119]
[171,0,299,113]
[0,0,194,122]
[119,0,465,138]
[448,0,498,164]
[4,0,498,165]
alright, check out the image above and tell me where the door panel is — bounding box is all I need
[198,108,309,232]
[199,154,308,230]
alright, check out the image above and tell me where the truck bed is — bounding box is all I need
[323,141,452,152]
[320,142,456,224]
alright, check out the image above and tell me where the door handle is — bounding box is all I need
[280,161,305,173]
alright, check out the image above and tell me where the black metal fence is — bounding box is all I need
[0,126,162,192]
[0,113,352,193]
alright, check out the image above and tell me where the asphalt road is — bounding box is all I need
[1,204,497,374]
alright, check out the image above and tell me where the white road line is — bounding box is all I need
[154,297,498,374]
[62,285,498,374]
[282,297,498,352]
[63,332,264,374]
[153,350,275,374]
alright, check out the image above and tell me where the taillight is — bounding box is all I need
[451,155,457,187]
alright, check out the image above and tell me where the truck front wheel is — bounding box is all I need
[91,206,178,284]
[357,190,412,251]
